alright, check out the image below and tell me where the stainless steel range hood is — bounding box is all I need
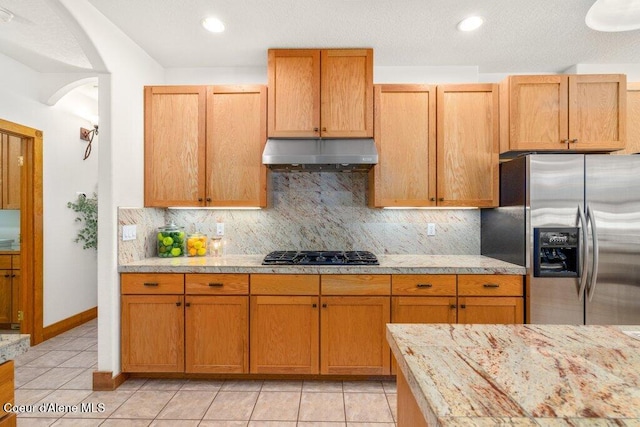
[262,138,378,171]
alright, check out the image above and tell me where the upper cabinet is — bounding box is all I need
[614,82,640,155]
[437,84,500,208]
[1,132,22,210]
[369,85,436,207]
[144,85,267,208]
[267,48,373,138]
[500,74,627,153]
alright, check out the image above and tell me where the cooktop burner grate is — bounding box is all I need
[262,250,379,265]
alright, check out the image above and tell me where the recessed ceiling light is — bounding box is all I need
[202,16,225,33]
[457,16,484,32]
[586,0,640,32]
[0,7,14,23]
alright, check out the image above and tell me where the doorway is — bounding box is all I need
[0,118,43,345]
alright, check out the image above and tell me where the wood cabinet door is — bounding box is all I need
[121,295,184,372]
[10,269,19,323]
[206,85,267,207]
[437,84,499,207]
[457,296,524,324]
[2,134,21,209]
[267,49,320,137]
[0,271,11,323]
[250,295,319,374]
[569,74,626,151]
[144,86,206,207]
[320,49,373,137]
[185,296,248,373]
[391,296,457,324]
[503,75,569,151]
[370,85,436,207]
[320,296,390,375]
[615,82,640,155]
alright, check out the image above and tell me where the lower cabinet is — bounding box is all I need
[249,274,320,374]
[320,275,391,375]
[121,294,185,373]
[457,275,524,324]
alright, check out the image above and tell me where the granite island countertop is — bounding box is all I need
[387,323,640,426]
[0,334,30,364]
[118,254,526,275]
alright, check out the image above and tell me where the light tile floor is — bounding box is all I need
[14,319,398,426]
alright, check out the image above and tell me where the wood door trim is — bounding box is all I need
[0,119,43,345]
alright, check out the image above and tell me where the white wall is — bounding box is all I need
[54,0,164,375]
[566,63,640,81]
[0,52,99,326]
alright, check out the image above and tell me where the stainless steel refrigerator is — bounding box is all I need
[482,154,640,325]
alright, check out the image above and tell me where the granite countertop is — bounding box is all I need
[387,323,640,426]
[118,254,526,275]
[0,334,30,364]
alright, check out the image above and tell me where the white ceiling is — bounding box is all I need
[0,0,639,74]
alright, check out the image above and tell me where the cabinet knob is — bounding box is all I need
[483,283,500,288]
[313,127,319,132]
[11,274,15,278]
[198,198,203,202]
[416,283,432,288]
[450,304,457,309]
[143,282,159,287]
[206,197,212,202]
[570,139,578,144]
[312,303,317,308]
[439,198,444,202]
[322,127,327,132]
[460,304,466,309]
[322,303,327,308]
[561,139,570,144]
[176,301,182,307]
[185,302,191,307]
[430,197,436,202]
[3,274,9,278]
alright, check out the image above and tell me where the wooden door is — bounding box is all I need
[1,134,21,209]
[437,84,499,207]
[457,297,524,324]
[320,49,373,137]
[569,74,626,151]
[320,296,390,375]
[267,49,320,137]
[0,271,11,323]
[370,85,436,207]
[250,295,319,374]
[144,86,206,207]
[502,75,569,151]
[615,82,640,155]
[185,296,248,373]
[206,86,267,207]
[121,295,184,372]
[10,268,19,324]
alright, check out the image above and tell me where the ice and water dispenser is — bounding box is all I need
[533,228,580,277]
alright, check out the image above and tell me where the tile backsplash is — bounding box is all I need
[118,172,480,263]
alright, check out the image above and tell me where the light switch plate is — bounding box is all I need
[427,223,436,236]
[122,224,137,241]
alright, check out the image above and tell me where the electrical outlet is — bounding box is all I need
[427,223,436,236]
[216,223,225,236]
[122,224,137,241]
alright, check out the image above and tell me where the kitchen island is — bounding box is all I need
[0,334,30,425]
[387,323,640,426]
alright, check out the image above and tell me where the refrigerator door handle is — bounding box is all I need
[577,205,589,300]
[586,204,600,301]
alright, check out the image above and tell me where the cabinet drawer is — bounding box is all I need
[392,275,456,296]
[185,274,249,295]
[11,255,19,270]
[0,256,10,270]
[251,274,319,295]
[121,273,184,295]
[458,275,523,297]
[321,275,390,296]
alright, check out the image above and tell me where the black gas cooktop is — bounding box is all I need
[262,251,379,265]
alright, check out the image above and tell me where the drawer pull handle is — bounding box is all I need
[3,274,9,278]
[143,282,159,287]
[416,283,432,288]
[208,283,224,287]
[483,283,500,288]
